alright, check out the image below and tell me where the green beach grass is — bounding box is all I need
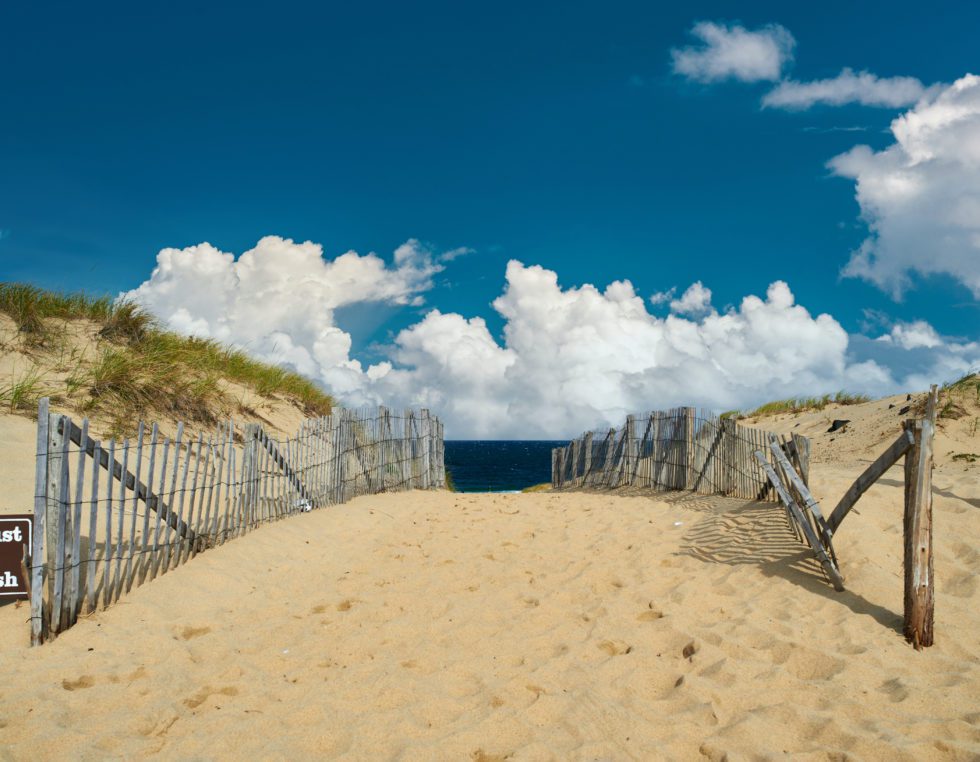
[0,282,332,431]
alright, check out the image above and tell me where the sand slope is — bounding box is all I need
[1,466,977,759]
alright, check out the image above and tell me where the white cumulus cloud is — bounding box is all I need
[122,235,449,385]
[828,74,980,299]
[125,242,977,438]
[876,320,943,350]
[763,68,929,110]
[670,281,713,315]
[671,21,795,83]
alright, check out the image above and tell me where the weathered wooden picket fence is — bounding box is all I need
[553,397,941,648]
[28,398,445,645]
[551,407,810,499]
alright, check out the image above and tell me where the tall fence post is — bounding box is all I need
[420,409,432,489]
[904,385,937,649]
[30,399,50,645]
[45,412,69,638]
[684,407,695,490]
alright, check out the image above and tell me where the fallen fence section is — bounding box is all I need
[551,407,810,501]
[752,387,940,650]
[753,445,844,592]
[29,400,445,646]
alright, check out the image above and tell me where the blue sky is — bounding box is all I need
[2,1,978,436]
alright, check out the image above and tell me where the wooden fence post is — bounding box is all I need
[904,385,937,649]
[684,407,695,490]
[623,415,637,486]
[45,413,69,637]
[30,399,50,645]
[421,409,432,489]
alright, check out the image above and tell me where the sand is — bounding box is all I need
[2,330,977,760]
[1,461,978,759]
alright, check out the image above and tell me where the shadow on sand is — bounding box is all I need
[670,493,903,635]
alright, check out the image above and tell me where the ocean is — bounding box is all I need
[444,440,565,492]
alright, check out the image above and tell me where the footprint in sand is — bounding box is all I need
[598,639,633,656]
[636,609,663,622]
[311,604,328,614]
[682,640,698,660]
[337,599,355,611]
[178,625,211,640]
[183,685,239,709]
[62,675,95,691]
[471,749,510,762]
[879,677,910,703]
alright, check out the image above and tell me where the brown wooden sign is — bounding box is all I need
[0,515,32,599]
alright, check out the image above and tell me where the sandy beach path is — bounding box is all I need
[0,487,977,760]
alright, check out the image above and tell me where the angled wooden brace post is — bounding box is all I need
[826,427,914,534]
[767,435,837,566]
[753,450,845,592]
[60,416,197,544]
[252,426,313,505]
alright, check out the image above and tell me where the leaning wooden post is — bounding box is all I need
[904,386,937,650]
[684,407,695,490]
[623,415,636,486]
[581,431,593,485]
[904,385,938,649]
[420,409,432,489]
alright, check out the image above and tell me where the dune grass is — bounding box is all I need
[748,391,871,418]
[938,371,979,420]
[0,368,46,413]
[0,282,333,429]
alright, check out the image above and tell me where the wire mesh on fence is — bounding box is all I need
[28,399,445,645]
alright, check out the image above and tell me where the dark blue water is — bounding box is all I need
[444,441,565,492]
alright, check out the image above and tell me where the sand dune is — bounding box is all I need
[1,461,977,759]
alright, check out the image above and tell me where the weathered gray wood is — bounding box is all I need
[138,424,159,584]
[182,434,204,565]
[112,438,128,603]
[211,425,230,545]
[169,434,194,564]
[149,432,173,580]
[251,426,313,503]
[48,415,70,635]
[31,398,50,646]
[59,418,196,542]
[791,433,810,487]
[68,418,89,624]
[904,387,937,649]
[86,441,101,613]
[754,450,845,591]
[102,438,116,609]
[123,423,144,593]
[196,439,217,554]
[768,435,834,550]
[826,428,913,534]
[622,415,637,487]
[684,408,695,490]
[691,419,725,494]
[30,404,446,644]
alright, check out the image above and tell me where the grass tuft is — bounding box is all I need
[0,368,46,414]
[748,391,871,418]
[99,300,155,343]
